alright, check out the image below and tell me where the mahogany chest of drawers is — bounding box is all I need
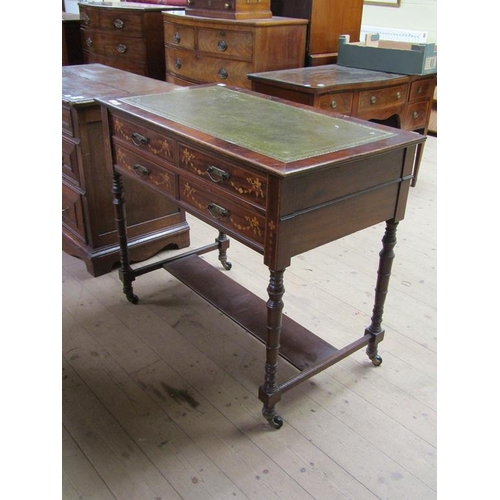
[163,10,307,88]
[78,1,183,79]
[62,64,190,276]
[185,0,272,20]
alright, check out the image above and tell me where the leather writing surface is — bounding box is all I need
[119,86,395,162]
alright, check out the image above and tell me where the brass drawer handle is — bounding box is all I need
[207,203,229,220]
[86,37,93,47]
[131,132,148,146]
[82,13,90,25]
[218,68,228,80]
[370,96,377,104]
[224,2,232,10]
[173,32,181,44]
[113,18,124,29]
[413,111,419,119]
[116,44,127,54]
[207,166,230,182]
[175,58,182,69]
[330,100,337,109]
[132,164,150,177]
[417,86,423,94]
[396,92,401,99]
[217,40,228,52]
[187,0,194,4]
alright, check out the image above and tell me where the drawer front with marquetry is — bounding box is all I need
[317,92,353,115]
[166,49,253,87]
[113,143,177,197]
[408,79,435,102]
[110,115,176,164]
[98,10,145,37]
[164,21,196,49]
[180,176,266,246]
[62,136,81,186]
[404,101,429,130]
[62,182,86,241]
[197,28,253,59]
[179,144,267,208]
[82,31,146,60]
[358,84,408,114]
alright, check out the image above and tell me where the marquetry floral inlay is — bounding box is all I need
[230,215,262,237]
[150,139,171,158]
[183,182,205,211]
[181,148,196,168]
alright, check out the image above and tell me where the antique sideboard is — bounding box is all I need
[98,84,424,427]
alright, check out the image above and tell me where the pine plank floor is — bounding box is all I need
[62,135,437,500]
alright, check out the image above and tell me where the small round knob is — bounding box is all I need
[113,18,124,29]
[187,0,194,4]
[116,44,127,54]
[413,111,419,119]
[396,92,401,99]
[224,2,231,9]
[330,100,337,109]
[217,40,228,52]
[218,68,228,80]
[86,38,93,47]
[370,96,377,104]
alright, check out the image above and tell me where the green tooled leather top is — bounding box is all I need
[120,86,394,163]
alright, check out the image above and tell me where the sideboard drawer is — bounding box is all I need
[179,143,267,208]
[62,182,86,241]
[404,101,429,130]
[358,84,408,113]
[114,143,177,198]
[180,176,266,246]
[317,92,353,115]
[164,21,196,49]
[167,49,253,87]
[98,9,144,37]
[110,115,175,164]
[197,28,253,59]
[408,79,435,102]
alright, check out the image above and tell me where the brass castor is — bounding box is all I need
[221,260,232,270]
[126,292,139,304]
[266,415,284,429]
[371,354,383,367]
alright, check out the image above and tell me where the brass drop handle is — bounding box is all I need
[370,96,377,104]
[86,37,93,47]
[116,44,127,54]
[217,40,228,52]
[218,68,228,80]
[82,13,90,25]
[417,86,423,94]
[131,132,148,146]
[113,18,124,29]
[207,166,230,182]
[413,111,419,119]
[175,58,182,69]
[396,92,401,99]
[173,32,181,44]
[132,164,150,177]
[207,203,229,220]
[330,100,337,109]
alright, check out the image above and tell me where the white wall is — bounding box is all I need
[362,0,437,43]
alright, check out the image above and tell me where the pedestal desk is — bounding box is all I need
[248,64,437,186]
[99,85,425,427]
[62,64,190,276]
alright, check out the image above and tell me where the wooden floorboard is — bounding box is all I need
[62,135,437,499]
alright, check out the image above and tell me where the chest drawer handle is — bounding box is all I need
[207,203,229,220]
[187,0,194,4]
[207,166,230,182]
[370,96,377,104]
[224,3,232,10]
[132,164,150,177]
[173,32,181,44]
[218,68,228,80]
[330,100,337,109]
[417,86,423,94]
[114,18,124,29]
[413,111,419,119]
[217,40,228,52]
[82,13,90,25]
[131,132,148,147]
[116,44,127,54]
[396,92,401,99]
[175,58,182,69]
[86,38,93,47]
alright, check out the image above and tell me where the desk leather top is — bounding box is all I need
[248,64,410,92]
[119,86,395,162]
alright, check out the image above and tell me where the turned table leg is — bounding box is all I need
[216,231,232,270]
[365,219,399,365]
[112,170,138,304]
[259,268,286,429]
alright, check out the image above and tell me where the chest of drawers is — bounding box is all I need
[78,1,183,79]
[62,64,190,276]
[163,10,307,88]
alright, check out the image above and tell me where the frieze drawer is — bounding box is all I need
[409,79,435,102]
[404,101,429,130]
[180,176,266,247]
[164,21,196,50]
[113,143,177,198]
[110,115,175,164]
[317,92,354,115]
[358,84,409,114]
[179,144,267,208]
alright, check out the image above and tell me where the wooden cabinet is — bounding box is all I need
[78,1,183,79]
[62,64,190,276]
[63,12,84,65]
[270,0,363,66]
[163,10,307,88]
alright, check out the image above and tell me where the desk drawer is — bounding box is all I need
[164,21,196,49]
[198,28,253,59]
[166,49,253,88]
[404,101,429,130]
[358,84,408,114]
[409,79,435,102]
[317,92,353,115]
[83,31,146,60]
[110,115,175,164]
[179,144,267,208]
[114,143,176,197]
[180,176,266,246]
[62,182,85,241]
